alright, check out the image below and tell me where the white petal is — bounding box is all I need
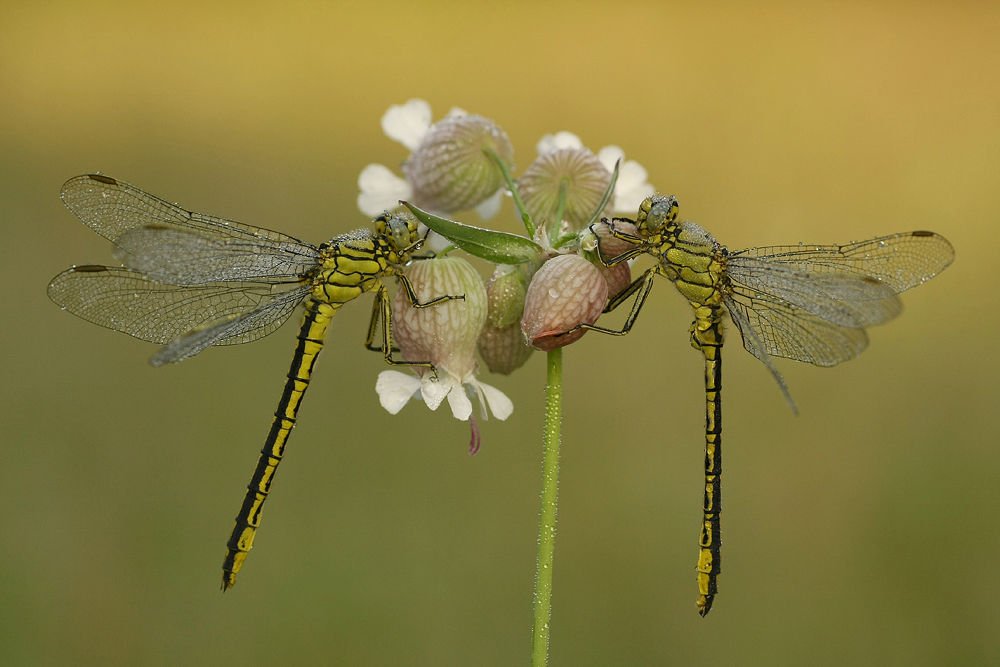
[375,371,422,414]
[474,380,514,420]
[357,164,413,216]
[381,99,433,151]
[615,159,648,191]
[446,385,473,420]
[614,182,657,213]
[597,145,625,172]
[420,375,456,411]
[536,131,583,155]
[474,188,504,220]
[446,106,468,118]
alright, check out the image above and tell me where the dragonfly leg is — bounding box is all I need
[395,272,465,308]
[363,290,400,355]
[221,299,336,590]
[365,284,450,377]
[563,267,658,336]
[591,218,647,267]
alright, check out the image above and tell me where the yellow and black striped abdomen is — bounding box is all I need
[222,299,337,589]
[693,307,724,617]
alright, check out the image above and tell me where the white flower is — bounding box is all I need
[536,131,584,154]
[357,164,412,217]
[536,131,656,215]
[375,256,513,430]
[357,99,505,220]
[376,369,513,421]
[597,145,656,213]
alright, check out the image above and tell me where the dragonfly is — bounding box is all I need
[47,174,462,590]
[578,194,954,616]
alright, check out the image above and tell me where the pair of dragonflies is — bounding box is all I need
[49,175,953,612]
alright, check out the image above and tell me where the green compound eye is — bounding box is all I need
[646,196,679,232]
[387,216,412,251]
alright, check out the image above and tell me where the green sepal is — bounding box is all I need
[583,158,621,230]
[402,202,544,265]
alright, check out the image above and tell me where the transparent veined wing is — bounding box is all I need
[724,283,872,367]
[60,174,321,258]
[112,226,321,285]
[47,266,310,360]
[723,231,954,367]
[728,231,955,293]
[147,290,310,365]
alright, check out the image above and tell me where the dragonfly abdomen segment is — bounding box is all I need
[694,307,724,617]
[222,299,336,589]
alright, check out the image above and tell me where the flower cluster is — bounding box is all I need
[360,99,657,448]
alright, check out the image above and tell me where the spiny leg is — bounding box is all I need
[693,308,724,616]
[364,284,461,375]
[395,272,465,309]
[591,219,648,268]
[221,299,336,590]
[561,267,659,337]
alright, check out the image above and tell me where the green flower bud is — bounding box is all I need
[393,256,487,379]
[520,254,608,351]
[484,264,529,328]
[405,115,515,213]
[517,148,611,231]
[478,320,534,375]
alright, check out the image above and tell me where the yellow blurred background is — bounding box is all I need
[2,1,998,664]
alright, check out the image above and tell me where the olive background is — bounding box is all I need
[2,2,998,665]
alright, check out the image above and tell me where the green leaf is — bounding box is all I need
[403,202,544,265]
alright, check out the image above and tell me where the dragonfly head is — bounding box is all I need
[374,212,422,260]
[636,195,679,235]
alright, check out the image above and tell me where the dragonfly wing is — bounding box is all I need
[60,174,321,256]
[722,293,798,414]
[113,226,320,285]
[730,231,954,294]
[725,282,870,366]
[47,265,310,351]
[726,255,904,328]
[148,290,308,365]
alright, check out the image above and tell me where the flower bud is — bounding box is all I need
[517,148,611,231]
[478,320,534,375]
[596,261,632,302]
[591,219,640,263]
[405,115,515,213]
[521,254,608,351]
[393,256,487,378]
[484,264,529,328]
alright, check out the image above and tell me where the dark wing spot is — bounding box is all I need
[72,265,110,272]
[88,174,118,185]
[911,230,935,237]
[862,275,881,284]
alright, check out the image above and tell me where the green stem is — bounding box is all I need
[532,348,562,667]
[549,178,568,247]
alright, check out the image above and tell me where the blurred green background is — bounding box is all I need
[2,2,998,665]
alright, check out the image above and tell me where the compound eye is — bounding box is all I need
[646,198,678,231]
[387,217,411,250]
